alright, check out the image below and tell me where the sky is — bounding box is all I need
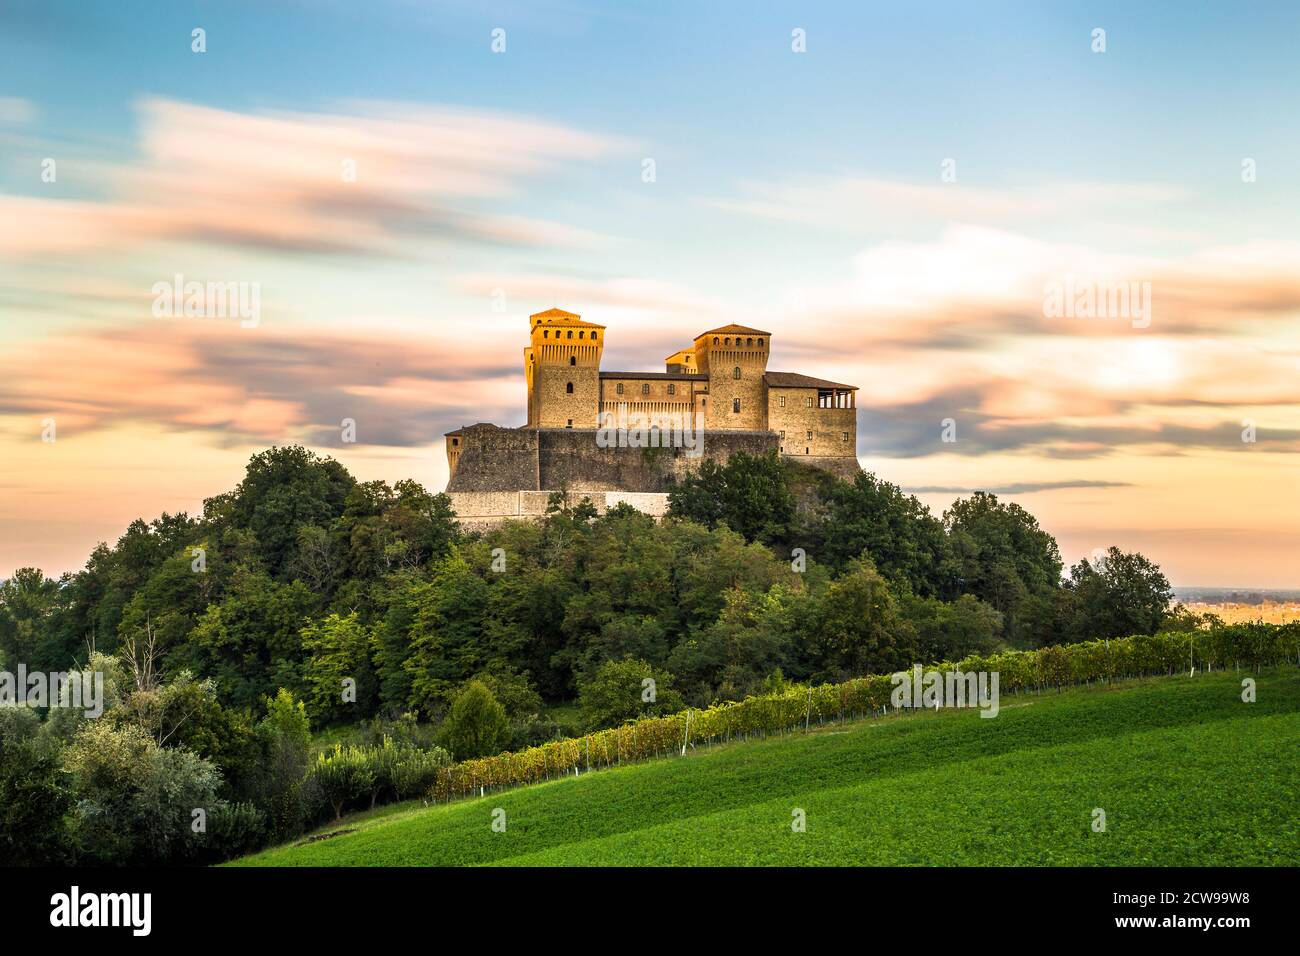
[1,0,1298,586]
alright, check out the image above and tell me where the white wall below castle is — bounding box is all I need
[447,490,670,527]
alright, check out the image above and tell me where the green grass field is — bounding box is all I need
[232,669,1299,866]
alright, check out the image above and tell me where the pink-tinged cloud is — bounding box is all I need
[0,97,626,257]
[0,321,528,448]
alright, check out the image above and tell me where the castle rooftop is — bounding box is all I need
[764,371,858,391]
[697,323,772,337]
[530,308,605,328]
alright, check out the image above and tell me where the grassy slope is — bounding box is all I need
[232,670,1300,866]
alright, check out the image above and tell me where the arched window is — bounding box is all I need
[567,330,573,339]
[746,337,753,347]
[566,382,574,393]
[543,330,549,338]
[757,338,764,347]
[569,355,576,366]
[578,331,584,339]
[732,367,741,379]
[713,337,719,345]
[725,337,731,346]
[732,399,741,413]
[591,331,597,340]
[616,383,624,395]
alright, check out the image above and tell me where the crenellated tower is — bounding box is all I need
[525,308,605,428]
[692,324,770,430]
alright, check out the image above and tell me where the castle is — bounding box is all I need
[444,308,860,524]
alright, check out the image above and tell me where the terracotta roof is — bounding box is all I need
[601,371,708,381]
[696,324,772,338]
[764,371,858,390]
[530,307,605,328]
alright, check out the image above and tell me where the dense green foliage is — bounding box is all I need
[0,444,1236,865]
[232,670,1300,866]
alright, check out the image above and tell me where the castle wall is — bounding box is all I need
[445,426,780,493]
[768,388,857,458]
[446,488,672,530]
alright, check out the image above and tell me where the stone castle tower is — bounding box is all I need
[525,308,605,429]
[444,309,860,521]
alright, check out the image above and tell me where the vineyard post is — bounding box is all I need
[681,709,691,756]
[804,687,812,733]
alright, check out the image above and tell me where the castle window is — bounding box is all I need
[779,395,786,407]
[452,438,459,446]
[567,330,573,339]
[758,338,764,347]
[578,331,584,339]
[543,330,549,338]
[725,337,731,345]
[567,419,573,428]
[805,397,814,408]
[667,384,676,395]
[746,337,753,346]
[616,383,624,395]
[732,367,740,379]
[641,383,650,395]
[732,399,740,413]
[566,382,574,393]
[569,355,576,366]
[842,432,850,441]
[592,331,597,340]
[713,337,719,345]
[779,430,785,438]
[806,430,813,440]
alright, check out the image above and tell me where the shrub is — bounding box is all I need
[312,744,376,820]
[439,680,509,760]
[578,659,685,731]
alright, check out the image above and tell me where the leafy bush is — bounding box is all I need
[63,720,222,865]
[312,744,376,820]
[0,708,71,866]
[438,680,509,760]
[578,658,685,731]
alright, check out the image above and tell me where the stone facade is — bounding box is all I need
[445,309,861,504]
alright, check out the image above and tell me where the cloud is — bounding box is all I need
[0,97,35,123]
[0,97,625,257]
[708,175,1188,230]
[901,480,1131,495]
[0,321,529,448]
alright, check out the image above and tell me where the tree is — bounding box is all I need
[801,559,918,681]
[577,658,685,731]
[438,680,509,760]
[900,593,1003,662]
[667,451,794,544]
[62,720,222,865]
[821,473,955,596]
[300,612,376,725]
[312,745,376,820]
[252,689,312,839]
[1065,547,1173,641]
[0,708,71,866]
[944,492,1063,645]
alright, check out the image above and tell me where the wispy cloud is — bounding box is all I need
[0,97,626,257]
